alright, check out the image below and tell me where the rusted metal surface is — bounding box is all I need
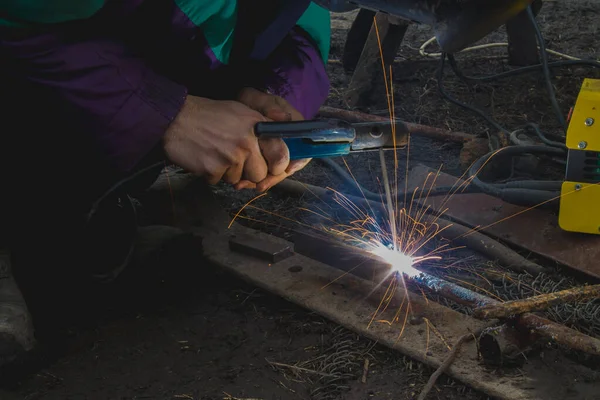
[143,173,600,399]
[293,229,600,357]
[406,165,600,280]
[474,284,600,320]
[277,179,546,275]
[203,223,598,400]
[478,325,531,367]
[229,233,294,263]
[318,106,475,143]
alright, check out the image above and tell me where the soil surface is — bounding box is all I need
[2,1,600,400]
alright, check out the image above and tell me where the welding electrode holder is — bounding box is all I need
[254,119,356,160]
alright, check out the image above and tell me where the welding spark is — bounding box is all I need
[370,243,420,278]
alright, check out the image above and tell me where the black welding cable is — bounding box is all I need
[446,56,600,83]
[520,122,567,149]
[444,55,570,147]
[440,53,574,150]
[437,53,509,149]
[468,145,565,207]
[87,161,166,222]
[319,147,566,205]
[321,149,564,209]
[444,54,600,146]
[526,6,566,129]
[318,158,482,201]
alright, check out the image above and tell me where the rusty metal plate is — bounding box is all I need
[201,223,598,400]
[229,233,294,263]
[406,165,600,279]
[141,173,600,398]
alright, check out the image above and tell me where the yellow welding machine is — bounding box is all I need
[558,78,600,235]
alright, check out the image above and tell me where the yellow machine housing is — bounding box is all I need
[558,78,600,235]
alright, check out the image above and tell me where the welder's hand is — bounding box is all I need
[235,87,312,192]
[163,95,269,185]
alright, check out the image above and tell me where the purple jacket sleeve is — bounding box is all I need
[255,27,330,120]
[1,31,188,172]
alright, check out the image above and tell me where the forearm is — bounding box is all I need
[1,28,187,172]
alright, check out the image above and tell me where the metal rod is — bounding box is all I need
[318,106,475,143]
[275,179,600,357]
[379,148,397,251]
[473,284,600,320]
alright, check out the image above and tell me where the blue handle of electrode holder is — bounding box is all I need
[283,139,351,160]
[253,119,355,160]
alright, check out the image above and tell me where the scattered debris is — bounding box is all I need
[417,328,484,400]
[222,392,263,400]
[361,358,370,384]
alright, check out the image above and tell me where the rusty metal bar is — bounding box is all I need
[474,284,600,320]
[151,173,598,399]
[279,179,545,275]
[229,233,294,263]
[317,106,475,143]
[212,223,598,399]
[278,180,600,357]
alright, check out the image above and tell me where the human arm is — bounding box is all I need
[235,6,332,191]
[0,23,269,185]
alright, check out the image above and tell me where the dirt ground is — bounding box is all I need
[2,1,600,399]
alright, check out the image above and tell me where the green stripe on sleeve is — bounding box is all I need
[174,0,237,64]
[0,0,105,27]
[296,2,331,63]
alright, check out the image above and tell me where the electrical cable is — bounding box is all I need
[327,6,597,209]
[467,145,565,207]
[430,4,600,209]
[446,55,600,82]
[419,36,583,61]
[520,122,567,149]
[437,53,509,150]
[318,157,482,201]
[526,6,566,129]
[86,161,167,223]
[445,54,600,145]
[318,148,565,209]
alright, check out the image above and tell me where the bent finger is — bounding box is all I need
[256,173,289,193]
[259,137,290,176]
[243,139,269,183]
[222,162,243,185]
[234,180,256,191]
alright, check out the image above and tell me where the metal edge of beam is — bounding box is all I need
[201,224,561,400]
